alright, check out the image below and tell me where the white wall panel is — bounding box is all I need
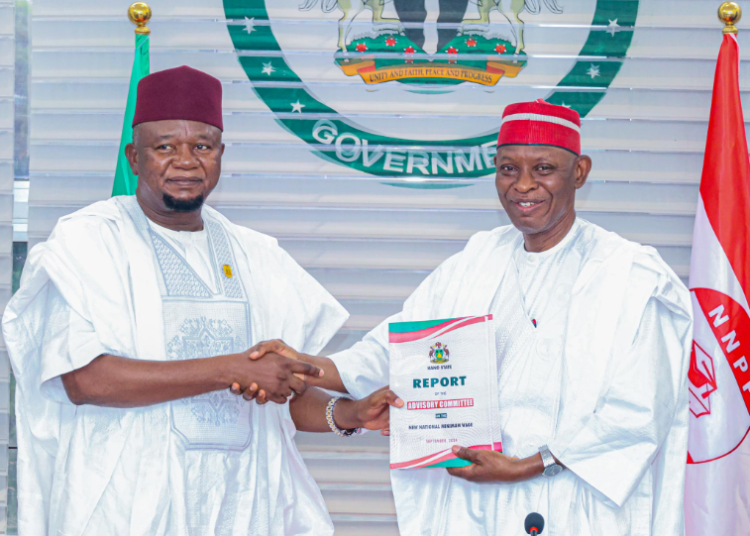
[0,0,13,531]
[28,1,727,533]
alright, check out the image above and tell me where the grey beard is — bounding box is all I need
[162,193,204,213]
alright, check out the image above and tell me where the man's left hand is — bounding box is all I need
[333,386,403,435]
[355,386,404,435]
[447,447,539,483]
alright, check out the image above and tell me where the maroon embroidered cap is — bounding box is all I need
[132,65,223,131]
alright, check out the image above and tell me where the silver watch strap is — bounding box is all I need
[539,444,555,468]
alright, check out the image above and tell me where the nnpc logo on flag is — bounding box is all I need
[223,0,638,180]
[689,289,750,462]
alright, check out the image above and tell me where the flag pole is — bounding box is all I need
[112,2,152,197]
[719,1,741,34]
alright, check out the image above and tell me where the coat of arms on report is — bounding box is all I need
[300,0,563,86]
[429,342,450,364]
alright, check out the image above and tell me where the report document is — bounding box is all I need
[389,315,502,469]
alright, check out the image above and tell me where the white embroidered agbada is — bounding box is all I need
[330,219,692,536]
[3,196,348,536]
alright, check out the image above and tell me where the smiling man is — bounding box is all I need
[2,66,402,536]
[249,100,694,535]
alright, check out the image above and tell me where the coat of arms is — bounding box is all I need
[301,0,562,86]
[429,342,450,363]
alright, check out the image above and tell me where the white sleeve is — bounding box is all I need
[328,319,392,400]
[39,284,107,403]
[329,251,463,400]
[549,296,689,507]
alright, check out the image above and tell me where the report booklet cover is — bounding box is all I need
[389,315,502,470]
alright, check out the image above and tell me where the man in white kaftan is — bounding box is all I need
[329,218,691,535]
[7,198,345,535]
[250,100,693,535]
[3,66,399,536]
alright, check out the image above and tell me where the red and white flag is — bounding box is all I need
[686,32,750,536]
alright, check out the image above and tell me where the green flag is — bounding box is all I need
[112,33,150,197]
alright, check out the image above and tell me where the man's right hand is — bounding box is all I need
[230,340,308,404]
[225,351,323,404]
[231,339,347,401]
[248,339,302,363]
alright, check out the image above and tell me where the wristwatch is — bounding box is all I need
[539,444,563,477]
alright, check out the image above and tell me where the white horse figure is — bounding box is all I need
[300,0,401,52]
[462,0,562,53]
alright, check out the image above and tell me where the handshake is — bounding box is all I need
[222,339,402,435]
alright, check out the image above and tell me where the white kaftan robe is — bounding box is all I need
[330,219,692,536]
[3,196,349,536]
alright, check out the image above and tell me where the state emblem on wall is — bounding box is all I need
[224,0,639,179]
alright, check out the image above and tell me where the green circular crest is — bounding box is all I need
[224,0,638,180]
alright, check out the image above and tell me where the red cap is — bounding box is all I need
[132,66,223,131]
[497,99,581,155]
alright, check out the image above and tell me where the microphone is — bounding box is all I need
[524,512,545,535]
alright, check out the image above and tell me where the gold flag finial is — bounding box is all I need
[128,2,152,35]
[719,2,741,34]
